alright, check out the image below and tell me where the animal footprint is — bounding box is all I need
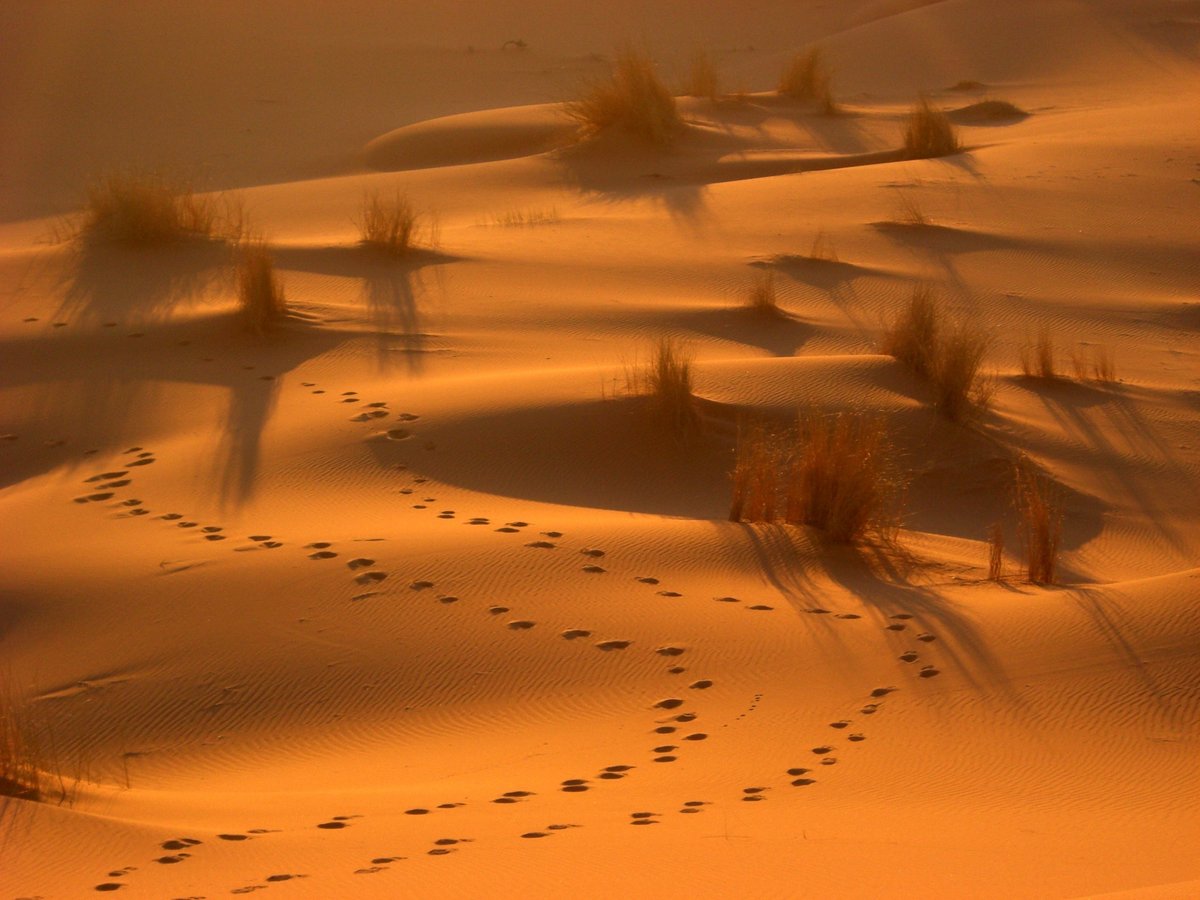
[919,666,941,678]
[917,633,937,643]
[899,651,919,663]
[595,640,631,651]
[507,620,536,630]
[347,558,375,570]
[560,629,591,640]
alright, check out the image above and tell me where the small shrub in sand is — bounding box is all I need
[358,191,431,255]
[1015,460,1063,584]
[808,230,840,262]
[1021,327,1058,379]
[237,241,287,336]
[684,50,719,100]
[1,682,42,805]
[642,337,701,439]
[565,48,683,146]
[987,521,1005,580]
[729,420,781,523]
[903,98,961,159]
[779,47,828,100]
[80,170,241,245]
[1070,344,1117,384]
[745,271,781,316]
[883,287,991,423]
[731,413,902,544]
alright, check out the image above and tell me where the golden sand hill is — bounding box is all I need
[1,1,1198,897]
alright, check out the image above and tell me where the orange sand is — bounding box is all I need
[2,2,1198,897]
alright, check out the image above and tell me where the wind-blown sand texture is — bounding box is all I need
[2,1,1198,897]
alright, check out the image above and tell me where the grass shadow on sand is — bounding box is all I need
[271,245,460,374]
[56,237,233,325]
[722,523,1025,705]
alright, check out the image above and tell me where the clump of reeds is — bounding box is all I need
[1021,327,1058,379]
[1015,459,1063,584]
[1,679,42,805]
[642,337,701,440]
[779,47,829,100]
[808,230,840,262]
[730,412,902,544]
[987,521,1005,580]
[80,170,241,245]
[882,287,991,423]
[565,47,683,146]
[729,420,781,523]
[1070,345,1117,383]
[237,241,287,336]
[745,270,781,316]
[684,50,719,100]
[358,190,428,255]
[903,97,961,158]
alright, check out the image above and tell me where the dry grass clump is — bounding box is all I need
[1021,327,1058,379]
[358,191,432,255]
[565,48,683,145]
[779,47,829,100]
[237,241,287,336]
[1070,344,1117,383]
[1,681,42,805]
[808,230,840,262]
[903,98,961,158]
[883,287,991,423]
[1015,460,1063,584]
[80,170,242,245]
[684,50,719,100]
[730,413,902,544]
[745,271,781,316]
[638,337,701,440]
[987,521,1005,580]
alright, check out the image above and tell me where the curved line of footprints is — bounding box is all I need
[72,378,943,894]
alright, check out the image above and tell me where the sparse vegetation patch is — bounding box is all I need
[730,413,903,544]
[882,287,991,423]
[237,241,287,335]
[903,98,961,158]
[565,48,683,146]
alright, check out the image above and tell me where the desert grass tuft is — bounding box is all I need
[881,285,940,380]
[808,230,840,262]
[358,191,431,255]
[1,679,42,805]
[729,420,781,523]
[237,241,287,336]
[1015,460,1063,584]
[779,47,829,100]
[987,521,1005,580]
[684,50,719,100]
[79,170,243,245]
[1021,327,1058,379]
[565,47,682,146]
[784,413,900,543]
[745,270,781,316]
[731,413,903,544]
[903,97,961,159]
[640,337,701,440]
[883,287,991,423]
[1071,344,1117,383]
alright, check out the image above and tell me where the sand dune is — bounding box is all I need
[2,1,1198,897]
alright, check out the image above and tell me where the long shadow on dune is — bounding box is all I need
[272,245,459,373]
[872,221,1050,296]
[56,237,233,325]
[721,523,1025,704]
[0,315,347,507]
[750,255,893,334]
[365,396,734,518]
[1022,379,1200,564]
[670,306,817,357]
